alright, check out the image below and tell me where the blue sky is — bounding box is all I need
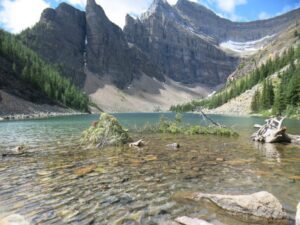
[0,0,300,33]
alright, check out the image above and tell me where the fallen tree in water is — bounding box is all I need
[139,113,238,137]
[81,113,238,149]
[251,116,292,143]
[81,113,132,148]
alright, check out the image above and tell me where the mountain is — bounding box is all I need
[14,0,300,112]
[85,0,164,88]
[124,0,238,86]
[124,0,300,85]
[0,30,88,117]
[20,0,164,89]
[171,22,300,116]
[20,3,86,87]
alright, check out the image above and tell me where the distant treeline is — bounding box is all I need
[0,30,89,111]
[170,43,300,116]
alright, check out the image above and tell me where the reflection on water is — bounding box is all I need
[0,114,300,225]
[253,142,282,162]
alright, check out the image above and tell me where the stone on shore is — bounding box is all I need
[0,214,30,225]
[175,216,213,225]
[296,202,300,225]
[180,191,287,220]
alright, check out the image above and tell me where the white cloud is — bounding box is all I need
[0,0,49,33]
[96,0,150,28]
[201,0,247,21]
[258,11,270,20]
[213,0,247,13]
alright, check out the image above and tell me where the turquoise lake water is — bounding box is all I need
[0,113,299,225]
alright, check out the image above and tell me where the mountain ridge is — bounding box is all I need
[5,0,300,112]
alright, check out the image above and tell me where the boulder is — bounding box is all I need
[296,202,300,225]
[182,191,287,220]
[0,214,30,225]
[175,216,213,225]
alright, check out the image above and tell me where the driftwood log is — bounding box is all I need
[129,139,145,148]
[251,117,291,143]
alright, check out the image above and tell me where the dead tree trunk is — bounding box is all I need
[251,116,291,143]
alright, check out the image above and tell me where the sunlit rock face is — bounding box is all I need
[85,0,164,88]
[20,0,300,89]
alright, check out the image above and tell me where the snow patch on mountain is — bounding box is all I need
[220,35,275,53]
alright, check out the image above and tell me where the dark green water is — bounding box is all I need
[0,113,300,225]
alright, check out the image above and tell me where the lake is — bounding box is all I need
[0,113,300,225]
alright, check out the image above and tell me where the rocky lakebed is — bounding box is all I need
[0,114,300,225]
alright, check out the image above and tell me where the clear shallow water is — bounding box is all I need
[0,113,300,225]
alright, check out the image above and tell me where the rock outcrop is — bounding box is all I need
[180,191,287,220]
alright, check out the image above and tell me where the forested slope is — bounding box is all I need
[0,30,89,112]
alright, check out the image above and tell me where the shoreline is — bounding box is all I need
[0,111,89,122]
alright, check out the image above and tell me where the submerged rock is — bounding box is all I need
[175,216,213,225]
[2,146,26,157]
[216,157,225,162]
[180,191,287,220]
[166,143,180,149]
[296,202,300,225]
[74,165,96,177]
[0,214,30,225]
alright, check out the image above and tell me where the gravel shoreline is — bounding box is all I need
[0,111,88,121]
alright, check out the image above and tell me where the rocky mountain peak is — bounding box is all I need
[40,8,56,22]
[141,0,173,20]
[86,0,108,22]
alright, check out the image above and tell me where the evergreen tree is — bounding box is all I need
[272,83,286,115]
[251,90,261,112]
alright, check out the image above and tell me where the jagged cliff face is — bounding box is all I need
[20,0,164,89]
[124,0,238,86]
[175,0,300,42]
[124,0,300,86]
[85,0,164,88]
[20,0,300,90]
[20,3,86,86]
